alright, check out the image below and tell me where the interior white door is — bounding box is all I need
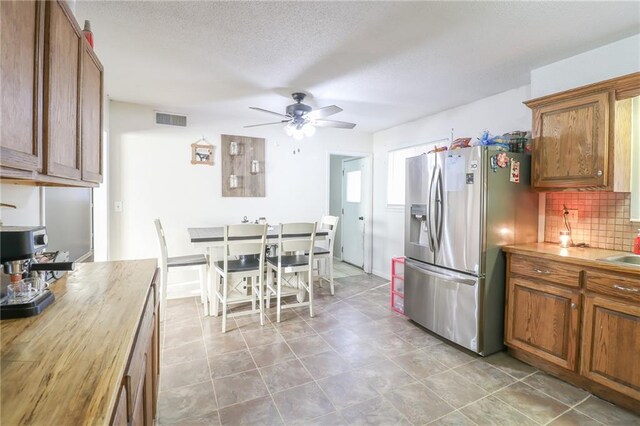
[342,157,365,268]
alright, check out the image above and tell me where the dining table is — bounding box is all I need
[187,225,328,315]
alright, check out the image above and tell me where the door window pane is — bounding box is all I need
[346,170,362,203]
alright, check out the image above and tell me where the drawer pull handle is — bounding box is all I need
[613,284,639,293]
[532,268,551,274]
[571,303,577,310]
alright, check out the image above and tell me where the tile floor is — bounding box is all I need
[158,262,640,426]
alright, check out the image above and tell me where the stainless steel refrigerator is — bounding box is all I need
[404,146,538,355]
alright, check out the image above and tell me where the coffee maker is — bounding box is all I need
[0,226,75,319]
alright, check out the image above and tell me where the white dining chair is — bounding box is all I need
[154,219,209,321]
[311,215,339,295]
[211,224,267,333]
[265,222,317,322]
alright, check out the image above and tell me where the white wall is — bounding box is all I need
[371,85,531,279]
[0,185,42,226]
[531,34,640,98]
[108,101,373,267]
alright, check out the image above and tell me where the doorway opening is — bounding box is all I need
[328,152,373,273]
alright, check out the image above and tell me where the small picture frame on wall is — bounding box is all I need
[191,138,214,166]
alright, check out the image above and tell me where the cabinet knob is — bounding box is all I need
[571,303,577,310]
[596,170,603,176]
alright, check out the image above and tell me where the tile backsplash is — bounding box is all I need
[545,192,639,252]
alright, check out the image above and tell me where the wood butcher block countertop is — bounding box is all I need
[1,259,157,425]
[503,243,640,276]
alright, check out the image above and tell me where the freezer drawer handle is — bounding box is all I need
[532,268,551,275]
[410,264,477,286]
[613,284,639,293]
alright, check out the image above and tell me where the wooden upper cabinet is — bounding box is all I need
[532,92,610,189]
[581,295,640,402]
[81,45,103,183]
[525,73,638,192]
[43,0,82,180]
[505,276,580,371]
[0,0,44,172]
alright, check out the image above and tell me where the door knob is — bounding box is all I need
[358,216,364,220]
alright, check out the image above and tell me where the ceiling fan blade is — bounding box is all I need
[313,119,356,129]
[249,107,291,119]
[244,120,291,128]
[307,105,342,119]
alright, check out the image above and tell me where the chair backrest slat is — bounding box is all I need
[319,215,339,252]
[224,224,267,257]
[280,222,316,254]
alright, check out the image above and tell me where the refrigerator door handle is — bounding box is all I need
[435,165,444,248]
[427,158,438,252]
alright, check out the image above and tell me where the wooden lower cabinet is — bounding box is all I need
[581,294,640,401]
[505,276,580,371]
[111,273,159,425]
[504,252,640,414]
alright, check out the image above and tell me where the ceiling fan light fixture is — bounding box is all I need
[302,123,316,137]
[284,123,294,136]
[292,128,305,141]
[247,92,356,134]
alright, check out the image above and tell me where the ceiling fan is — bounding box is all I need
[245,92,356,140]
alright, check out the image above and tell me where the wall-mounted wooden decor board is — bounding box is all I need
[221,134,265,197]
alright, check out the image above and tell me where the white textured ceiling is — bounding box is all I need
[75,1,640,132]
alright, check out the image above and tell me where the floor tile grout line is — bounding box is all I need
[273,313,343,424]
[379,377,458,421]
[498,371,602,423]
[542,394,604,426]
[235,319,289,426]
[158,297,218,424]
[161,290,640,426]
[306,283,438,424]
[442,367,548,423]
[424,407,478,426]
[273,280,406,424]
[196,297,223,426]
[467,368,579,426]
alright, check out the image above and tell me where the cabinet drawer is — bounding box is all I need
[510,254,581,288]
[125,288,155,419]
[585,270,640,304]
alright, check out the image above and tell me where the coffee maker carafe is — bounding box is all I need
[0,226,75,319]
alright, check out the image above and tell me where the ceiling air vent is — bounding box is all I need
[155,112,187,127]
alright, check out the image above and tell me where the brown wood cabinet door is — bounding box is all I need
[0,0,44,172]
[152,306,160,420]
[532,92,609,189]
[144,344,154,425]
[581,294,640,401]
[81,44,103,183]
[43,0,82,180]
[505,276,580,371]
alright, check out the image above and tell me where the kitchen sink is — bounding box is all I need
[599,254,640,267]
